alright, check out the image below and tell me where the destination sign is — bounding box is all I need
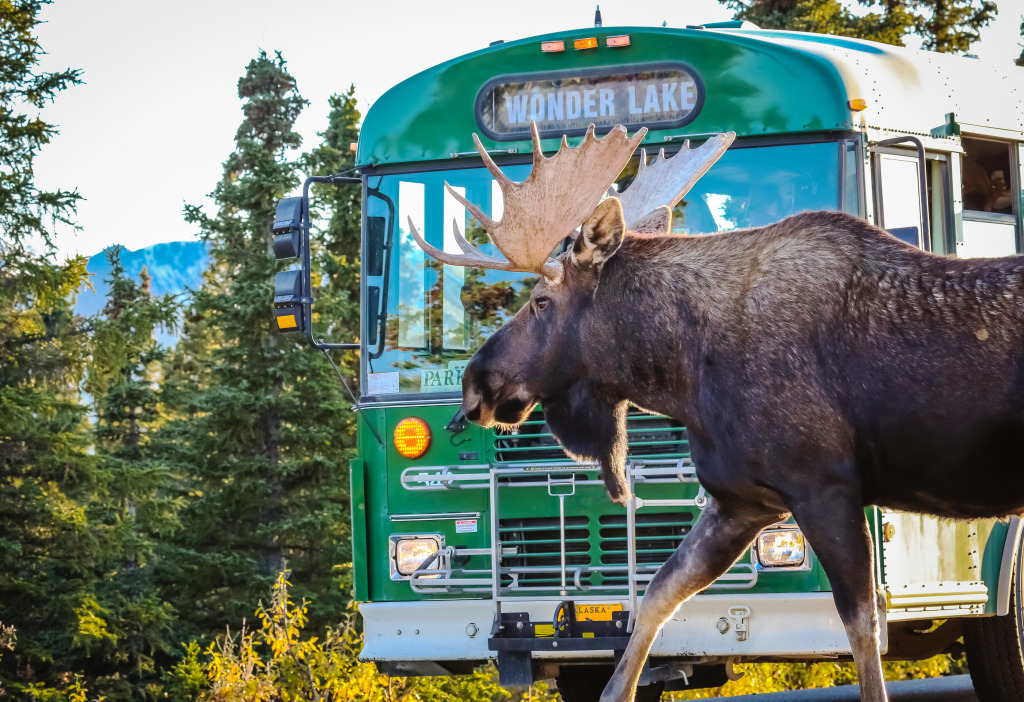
[475,63,703,141]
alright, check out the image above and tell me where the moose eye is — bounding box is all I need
[535,297,550,312]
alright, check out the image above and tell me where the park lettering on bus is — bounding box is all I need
[475,64,703,140]
[420,360,469,393]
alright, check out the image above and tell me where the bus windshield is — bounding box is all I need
[364,140,849,396]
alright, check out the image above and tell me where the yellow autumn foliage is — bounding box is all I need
[190,571,558,702]
[168,573,965,701]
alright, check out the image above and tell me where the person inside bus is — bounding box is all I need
[963,157,992,211]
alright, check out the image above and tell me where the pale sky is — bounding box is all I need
[33,0,1023,259]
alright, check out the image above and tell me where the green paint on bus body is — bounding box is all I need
[350,457,369,601]
[357,26,853,167]
[354,405,1008,608]
[354,404,829,604]
[979,520,1005,615]
[357,25,1023,169]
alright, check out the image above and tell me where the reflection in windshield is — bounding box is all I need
[365,141,845,395]
[611,141,841,234]
[366,164,537,394]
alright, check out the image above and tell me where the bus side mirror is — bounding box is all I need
[271,180,359,351]
[274,269,305,333]
[273,197,305,333]
[273,197,303,259]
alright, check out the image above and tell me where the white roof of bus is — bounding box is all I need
[717,28,1024,138]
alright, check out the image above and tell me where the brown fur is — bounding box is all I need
[461,205,1024,702]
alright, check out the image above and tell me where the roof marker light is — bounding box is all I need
[574,37,598,50]
[541,40,565,53]
[606,35,630,47]
[848,98,868,111]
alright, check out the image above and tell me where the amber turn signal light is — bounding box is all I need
[848,98,868,111]
[394,417,432,459]
[574,37,598,50]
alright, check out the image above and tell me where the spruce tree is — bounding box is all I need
[84,247,181,699]
[722,0,995,52]
[165,52,354,637]
[723,0,915,43]
[909,0,997,53]
[0,0,80,253]
[1018,17,1024,66]
[303,85,361,434]
[0,0,101,695]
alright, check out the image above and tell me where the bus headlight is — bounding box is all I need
[756,528,806,568]
[390,534,443,578]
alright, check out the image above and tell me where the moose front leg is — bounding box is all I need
[601,498,781,702]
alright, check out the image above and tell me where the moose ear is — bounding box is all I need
[573,197,625,269]
[631,206,672,235]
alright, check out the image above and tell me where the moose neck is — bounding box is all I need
[584,233,732,420]
[541,232,732,503]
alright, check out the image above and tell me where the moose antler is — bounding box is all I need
[613,132,736,232]
[408,121,647,283]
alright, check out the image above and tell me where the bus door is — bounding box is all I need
[958,135,1022,258]
[869,141,954,254]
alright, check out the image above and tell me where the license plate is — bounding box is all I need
[574,604,622,622]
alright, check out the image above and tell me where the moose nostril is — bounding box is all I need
[465,405,481,422]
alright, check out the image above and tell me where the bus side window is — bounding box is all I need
[958,136,1019,258]
[926,157,951,254]
[874,151,925,248]
[872,149,951,253]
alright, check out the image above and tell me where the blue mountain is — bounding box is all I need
[77,241,209,342]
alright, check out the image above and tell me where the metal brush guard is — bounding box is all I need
[400,457,758,632]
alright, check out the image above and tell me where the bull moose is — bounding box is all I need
[408,122,1024,702]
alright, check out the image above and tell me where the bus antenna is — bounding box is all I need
[594,4,602,27]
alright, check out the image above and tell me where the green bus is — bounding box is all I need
[273,19,1024,699]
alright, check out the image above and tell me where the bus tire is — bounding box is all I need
[554,665,664,702]
[964,547,1024,701]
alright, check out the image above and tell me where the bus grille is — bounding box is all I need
[499,516,592,588]
[494,409,689,463]
[597,512,695,586]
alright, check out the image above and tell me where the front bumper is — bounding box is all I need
[359,592,864,665]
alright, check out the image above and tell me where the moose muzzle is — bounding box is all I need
[460,358,534,429]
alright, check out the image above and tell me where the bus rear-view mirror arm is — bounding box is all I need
[273,176,362,351]
[302,175,362,351]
